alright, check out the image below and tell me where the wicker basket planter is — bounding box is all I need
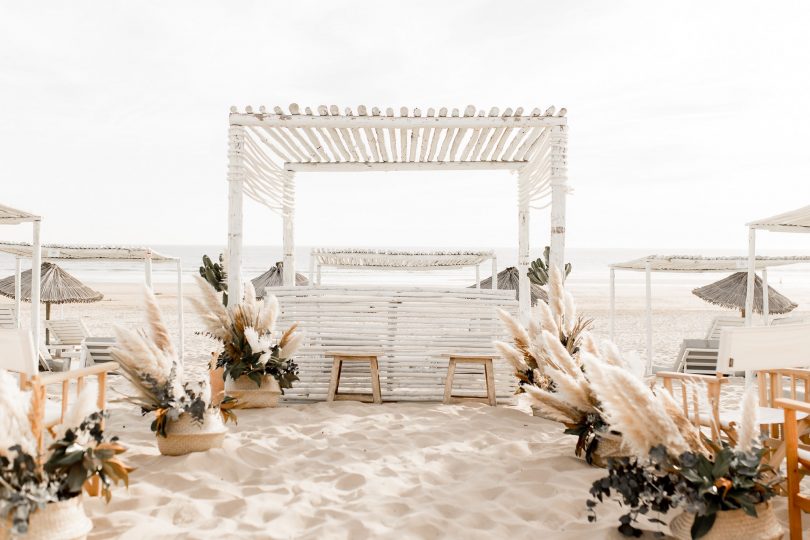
[0,496,92,540]
[589,434,627,468]
[156,409,227,456]
[669,501,782,540]
[224,375,281,409]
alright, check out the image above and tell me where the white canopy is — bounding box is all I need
[609,253,810,374]
[611,255,810,273]
[748,204,810,233]
[0,204,41,348]
[0,241,185,358]
[226,103,570,314]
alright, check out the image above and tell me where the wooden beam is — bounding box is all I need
[231,113,567,129]
[284,161,524,172]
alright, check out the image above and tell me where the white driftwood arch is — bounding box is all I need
[225,104,569,315]
[609,254,810,374]
[0,205,41,348]
[0,242,185,359]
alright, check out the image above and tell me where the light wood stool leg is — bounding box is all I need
[443,359,457,404]
[484,359,496,406]
[327,357,342,402]
[370,357,382,404]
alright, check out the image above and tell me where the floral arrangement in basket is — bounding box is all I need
[584,356,781,539]
[0,371,132,537]
[111,288,236,443]
[494,267,642,465]
[191,277,303,394]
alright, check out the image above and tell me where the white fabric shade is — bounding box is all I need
[748,204,810,233]
[0,204,41,349]
[0,204,39,224]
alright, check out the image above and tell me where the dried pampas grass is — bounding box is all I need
[735,388,760,453]
[0,370,36,456]
[494,341,529,372]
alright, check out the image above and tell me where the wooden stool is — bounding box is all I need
[326,352,382,404]
[443,354,496,406]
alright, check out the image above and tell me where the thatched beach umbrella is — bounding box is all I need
[692,271,797,316]
[471,267,549,305]
[0,262,103,342]
[251,261,309,298]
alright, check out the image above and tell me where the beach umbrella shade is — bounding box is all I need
[0,262,103,343]
[691,271,797,316]
[470,266,549,305]
[251,261,310,298]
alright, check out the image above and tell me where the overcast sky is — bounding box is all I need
[2,1,809,254]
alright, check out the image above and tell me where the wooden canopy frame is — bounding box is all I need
[0,204,41,349]
[225,103,569,314]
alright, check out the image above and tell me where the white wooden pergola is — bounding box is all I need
[0,204,41,348]
[226,104,569,314]
[609,254,810,374]
[309,248,497,287]
[745,205,810,327]
[0,242,185,358]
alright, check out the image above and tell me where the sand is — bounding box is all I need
[4,282,809,538]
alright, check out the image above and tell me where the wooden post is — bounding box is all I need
[517,173,530,316]
[548,126,568,272]
[783,406,803,540]
[226,124,245,304]
[745,227,756,327]
[308,251,315,286]
[14,258,21,328]
[282,175,295,287]
[31,219,41,349]
[176,259,184,360]
[762,268,769,326]
[475,264,480,289]
[144,251,153,289]
[645,261,653,375]
[609,267,616,341]
[491,256,498,290]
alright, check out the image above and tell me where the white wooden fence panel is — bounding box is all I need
[269,286,518,402]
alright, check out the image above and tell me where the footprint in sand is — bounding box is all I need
[335,473,366,491]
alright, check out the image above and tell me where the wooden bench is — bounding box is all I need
[443,354,496,406]
[326,351,382,404]
[269,286,519,402]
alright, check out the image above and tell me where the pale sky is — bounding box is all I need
[2,1,809,253]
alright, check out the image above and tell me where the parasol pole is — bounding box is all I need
[14,258,21,328]
[762,268,770,325]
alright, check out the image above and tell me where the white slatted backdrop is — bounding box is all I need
[269,286,519,402]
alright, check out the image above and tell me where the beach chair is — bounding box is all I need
[655,371,731,441]
[772,315,806,326]
[0,306,15,328]
[705,315,744,340]
[671,339,719,374]
[776,398,810,540]
[717,324,810,469]
[80,337,117,366]
[45,318,91,346]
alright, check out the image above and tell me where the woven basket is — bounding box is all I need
[590,434,628,468]
[0,496,92,540]
[669,501,782,540]
[225,374,281,409]
[156,409,227,456]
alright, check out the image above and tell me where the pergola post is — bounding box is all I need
[282,175,295,287]
[14,258,21,328]
[176,258,184,360]
[517,170,531,316]
[762,268,769,325]
[548,126,568,271]
[31,219,41,348]
[609,267,615,341]
[645,261,652,375]
[745,227,756,326]
[491,256,498,290]
[144,250,153,288]
[226,125,246,304]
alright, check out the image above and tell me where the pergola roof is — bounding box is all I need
[0,242,177,262]
[229,104,568,212]
[748,205,810,233]
[0,203,39,224]
[311,248,495,270]
[610,254,810,273]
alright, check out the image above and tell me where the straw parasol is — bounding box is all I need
[0,262,103,342]
[692,271,797,316]
[471,267,549,305]
[250,261,309,298]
